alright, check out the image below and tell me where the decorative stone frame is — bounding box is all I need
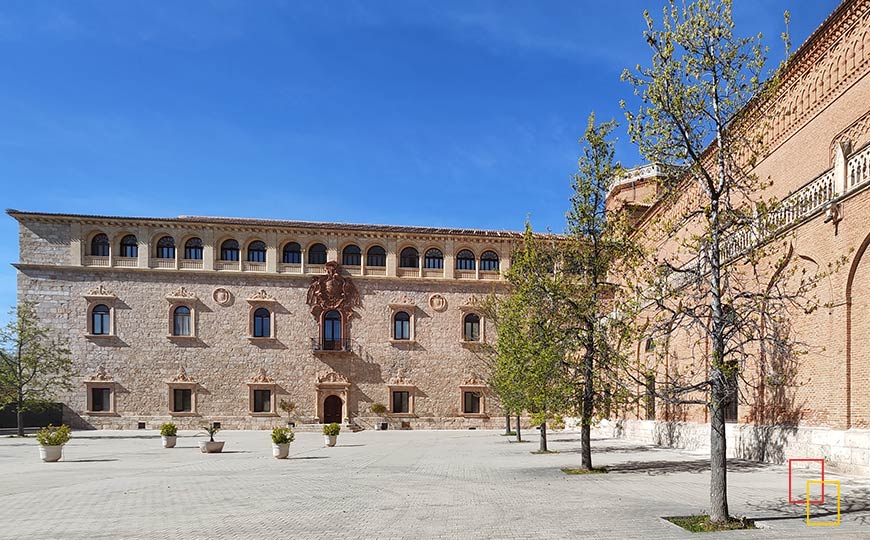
[84,285,117,338]
[388,296,416,344]
[459,375,488,418]
[387,373,416,416]
[166,367,198,417]
[315,371,350,423]
[166,286,198,340]
[459,297,485,344]
[247,289,278,341]
[247,368,278,417]
[84,366,117,416]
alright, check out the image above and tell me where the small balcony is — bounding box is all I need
[150,258,176,269]
[83,256,110,267]
[179,259,203,270]
[278,263,302,274]
[311,337,354,354]
[113,257,138,268]
[242,261,266,272]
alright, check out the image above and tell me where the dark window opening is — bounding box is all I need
[173,306,191,336]
[463,391,481,414]
[645,374,656,421]
[282,242,301,264]
[90,233,110,257]
[424,248,444,269]
[120,235,138,258]
[183,238,203,260]
[366,246,386,267]
[308,243,327,265]
[92,304,110,335]
[456,250,476,270]
[91,387,111,412]
[220,239,240,261]
[173,388,192,412]
[323,310,342,349]
[253,308,271,338]
[463,313,480,342]
[480,251,500,271]
[342,245,361,266]
[394,311,410,340]
[399,247,419,268]
[247,241,266,263]
[253,389,271,413]
[156,236,175,259]
[392,391,409,414]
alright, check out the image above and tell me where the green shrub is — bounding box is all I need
[370,403,387,415]
[35,424,71,446]
[160,423,178,437]
[202,423,221,442]
[322,422,341,436]
[271,426,295,445]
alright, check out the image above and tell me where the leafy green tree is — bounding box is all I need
[563,112,640,470]
[0,302,76,436]
[620,0,809,523]
[485,223,573,452]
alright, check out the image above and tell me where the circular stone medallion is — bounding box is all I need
[213,288,233,306]
[429,294,448,312]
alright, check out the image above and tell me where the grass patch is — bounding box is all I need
[508,439,532,443]
[531,450,560,454]
[500,431,517,436]
[664,515,755,533]
[561,467,607,475]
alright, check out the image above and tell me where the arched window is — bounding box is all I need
[394,311,411,340]
[424,248,444,269]
[342,245,361,266]
[282,242,301,264]
[247,241,266,263]
[92,304,110,335]
[120,235,138,258]
[399,247,419,268]
[90,234,110,257]
[184,238,203,260]
[463,313,480,341]
[323,310,342,349]
[367,246,386,267]
[173,306,191,336]
[480,251,500,271]
[456,250,476,270]
[308,243,327,265]
[253,308,271,338]
[220,239,240,261]
[156,236,175,259]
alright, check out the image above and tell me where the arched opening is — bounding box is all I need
[342,244,361,266]
[323,395,343,424]
[456,249,476,270]
[367,245,386,267]
[463,313,480,341]
[282,242,301,264]
[155,236,175,259]
[120,235,138,258]
[424,248,444,269]
[308,243,327,265]
[90,233,110,257]
[173,306,191,336]
[247,241,266,263]
[394,311,410,340]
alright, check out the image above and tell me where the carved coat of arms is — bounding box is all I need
[306,261,361,320]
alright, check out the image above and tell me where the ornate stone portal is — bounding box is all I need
[315,371,350,424]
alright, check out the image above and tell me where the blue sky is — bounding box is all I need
[0,0,840,319]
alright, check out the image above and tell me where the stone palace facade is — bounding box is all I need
[9,211,519,430]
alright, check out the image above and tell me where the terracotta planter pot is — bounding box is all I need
[324,435,337,447]
[272,443,290,459]
[162,435,177,448]
[199,441,225,453]
[39,445,63,462]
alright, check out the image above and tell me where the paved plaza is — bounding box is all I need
[2,429,870,539]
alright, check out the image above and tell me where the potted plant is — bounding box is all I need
[322,422,341,447]
[199,423,225,453]
[279,399,297,427]
[271,426,294,459]
[370,402,388,430]
[36,424,71,462]
[160,423,178,448]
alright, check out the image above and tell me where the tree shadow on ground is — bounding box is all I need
[289,456,328,460]
[746,488,870,526]
[72,434,159,440]
[557,444,656,454]
[65,459,120,463]
[607,458,767,475]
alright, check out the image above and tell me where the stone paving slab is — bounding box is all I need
[1,429,869,539]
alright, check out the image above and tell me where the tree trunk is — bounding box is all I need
[16,402,24,437]
[581,340,595,470]
[516,414,522,442]
[505,413,512,435]
[539,420,547,452]
[710,379,729,522]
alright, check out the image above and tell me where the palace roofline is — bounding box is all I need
[6,209,556,240]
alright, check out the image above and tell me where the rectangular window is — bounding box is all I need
[253,389,271,413]
[463,391,481,414]
[184,246,203,260]
[392,391,409,414]
[91,387,111,412]
[283,251,301,264]
[644,374,656,421]
[173,388,192,412]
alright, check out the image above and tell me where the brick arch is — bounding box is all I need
[845,231,870,428]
